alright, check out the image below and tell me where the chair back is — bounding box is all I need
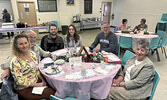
[117,42,120,57]
[50,95,76,100]
[51,21,59,29]
[50,95,62,100]
[159,36,167,47]
[114,27,119,32]
[149,37,161,50]
[119,36,132,49]
[157,30,166,39]
[64,97,76,100]
[161,13,167,21]
[149,70,160,100]
[121,50,135,67]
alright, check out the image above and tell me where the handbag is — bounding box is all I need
[0,77,18,100]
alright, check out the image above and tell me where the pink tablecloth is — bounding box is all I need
[39,49,121,100]
[115,33,159,48]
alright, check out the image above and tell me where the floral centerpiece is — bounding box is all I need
[56,53,104,63]
[82,53,104,63]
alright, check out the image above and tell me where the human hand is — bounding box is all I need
[89,47,93,52]
[119,81,125,87]
[37,82,46,87]
[1,69,10,80]
[95,48,100,53]
[42,80,46,86]
[127,26,131,29]
[112,79,120,87]
[48,53,52,58]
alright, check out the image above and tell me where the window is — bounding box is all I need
[84,0,93,14]
[37,0,57,12]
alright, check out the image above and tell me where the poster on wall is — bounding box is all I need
[66,0,75,6]
[84,0,92,14]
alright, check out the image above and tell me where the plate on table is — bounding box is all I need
[116,31,121,33]
[55,59,65,65]
[44,65,62,75]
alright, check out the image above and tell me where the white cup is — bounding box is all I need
[52,54,57,61]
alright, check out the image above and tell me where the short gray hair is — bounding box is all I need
[134,39,149,55]
[25,30,36,35]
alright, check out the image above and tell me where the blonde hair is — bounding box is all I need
[12,34,30,57]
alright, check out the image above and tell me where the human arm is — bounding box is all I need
[112,75,124,87]
[90,34,100,49]
[38,45,50,57]
[40,36,47,51]
[1,68,10,80]
[133,26,138,32]
[144,24,148,31]
[127,26,131,29]
[64,36,68,48]
[3,18,6,22]
[125,65,154,89]
[60,37,64,49]
[2,14,7,22]
[78,36,82,47]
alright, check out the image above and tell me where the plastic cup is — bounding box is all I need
[104,56,108,63]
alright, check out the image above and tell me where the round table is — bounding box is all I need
[39,48,121,100]
[115,32,159,48]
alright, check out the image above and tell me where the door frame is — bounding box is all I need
[101,2,112,24]
[16,1,37,24]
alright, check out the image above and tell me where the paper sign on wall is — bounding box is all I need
[24,3,29,8]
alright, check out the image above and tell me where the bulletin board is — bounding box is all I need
[37,0,57,12]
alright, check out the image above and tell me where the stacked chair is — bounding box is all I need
[149,30,167,61]
[157,13,167,32]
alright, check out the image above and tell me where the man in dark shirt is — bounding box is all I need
[41,24,64,52]
[90,22,118,55]
[2,9,14,39]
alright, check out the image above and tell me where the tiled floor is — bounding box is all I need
[0,29,167,100]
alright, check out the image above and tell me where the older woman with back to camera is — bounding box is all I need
[9,34,55,100]
[105,39,155,100]
[64,25,82,48]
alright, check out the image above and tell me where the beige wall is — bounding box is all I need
[11,0,113,30]
[112,0,167,32]
[80,0,114,22]
[11,0,59,27]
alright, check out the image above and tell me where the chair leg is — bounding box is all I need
[163,47,167,58]
[161,47,163,53]
[151,50,155,55]
[155,49,160,61]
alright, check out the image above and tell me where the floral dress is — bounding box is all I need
[10,51,39,90]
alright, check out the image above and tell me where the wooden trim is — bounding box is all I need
[10,0,14,21]
[84,0,93,14]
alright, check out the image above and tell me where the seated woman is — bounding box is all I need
[118,19,131,31]
[9,34,55,100]
[105,39,155,100]
[133,18,148,32]
[64,25,82,48]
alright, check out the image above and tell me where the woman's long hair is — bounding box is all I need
[66,25,80,43]
[12,34,30,57]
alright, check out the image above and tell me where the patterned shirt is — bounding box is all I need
[10,51,38,90]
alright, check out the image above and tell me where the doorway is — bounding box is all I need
[17,2,37,25]
[101,2,112,24]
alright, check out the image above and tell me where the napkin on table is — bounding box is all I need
[32,86,47,95]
